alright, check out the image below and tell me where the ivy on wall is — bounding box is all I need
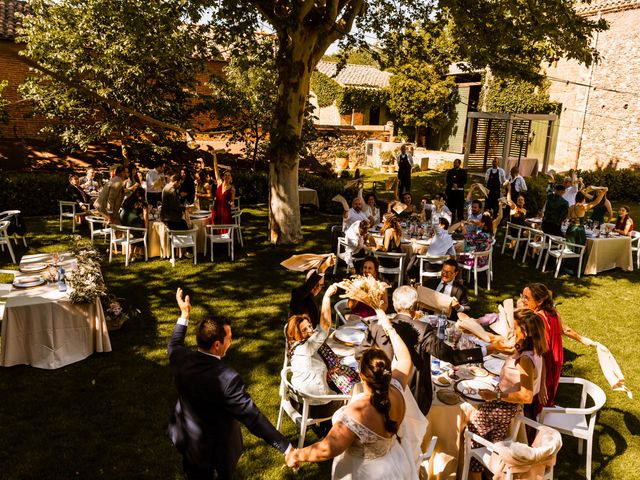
[337,86,388,114]
[481,75,560,114]
[310,72,342,108]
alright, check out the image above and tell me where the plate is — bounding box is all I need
[454,379,496,401]
[334,326,366,345]
[433,373,452,387]
[341,355,359,370]
[344,317,368,331]
[484,356,506,375]
[13,275,46,288]
[437,390,460,405]
[19,263,48,273]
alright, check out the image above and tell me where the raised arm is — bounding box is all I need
[320,284,338,331]
[466,183,477,201]
[492,203,505,233]
[585,187,607,210]
[212,152,221,185]
[376,309,412,389]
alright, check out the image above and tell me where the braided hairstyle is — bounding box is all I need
[358,348,399,438]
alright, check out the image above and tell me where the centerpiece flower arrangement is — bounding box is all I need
[65,237,107,304]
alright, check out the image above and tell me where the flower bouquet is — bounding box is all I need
[338,275,390,310]
[102,295,139,331]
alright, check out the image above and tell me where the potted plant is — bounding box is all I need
[335,150,349,170]
[379,150,394,173]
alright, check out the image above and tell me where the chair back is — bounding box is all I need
[374,251,406,285]
[169,227,198,245]
[418,255,446,281]
[206,224,236,239]
[0,220,10,242]
[559,377,607,415]
[334,298,349,325]
[58,200,77,214]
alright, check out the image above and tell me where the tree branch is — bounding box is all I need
[250,0,279,27]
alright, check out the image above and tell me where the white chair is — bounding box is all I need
[276,366,350,448]
[232,209,244,248]
[522,229,550,269]
[168,227,198,266]
[0,210,27,247]
[417,255,447,285]
[501,222,528,260]
[0,221,16,264]
[86,215,111,244]
[58,200,85,233]
[374,251,406,286]
[461,415,561,480]
[333,236,364,274]
[204,224,236,262]
[542,236,586,278]
[109,225,148,267]
[630,231,640,269]
[419,436,439,476]
[538,377,606,480]
[462,247,492,295]
[334,298,349,325]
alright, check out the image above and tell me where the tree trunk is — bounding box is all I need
[268,33,316,244]
[251,124,260,171]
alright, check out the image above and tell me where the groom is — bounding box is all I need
[167,288,291,479]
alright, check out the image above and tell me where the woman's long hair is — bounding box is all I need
[359,348,399,438]
[526,282,556,316]
[285,314,311,345]
[514,309,548,356]
[380,213,401,237]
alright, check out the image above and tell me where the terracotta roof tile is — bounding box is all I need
[316,61,391,88]
[0,0,31,41]
[575,0,640,15]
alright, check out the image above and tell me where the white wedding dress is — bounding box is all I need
[331,378,426,480]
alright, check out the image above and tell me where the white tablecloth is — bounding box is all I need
[584,235,633,275]
[148,217,209,258]
[0,253,112,369]
[298,187,319,208]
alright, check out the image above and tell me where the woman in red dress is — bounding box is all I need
[211,151,235,231]
[520,283,595,418]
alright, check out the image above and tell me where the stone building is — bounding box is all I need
[546,0,640,171]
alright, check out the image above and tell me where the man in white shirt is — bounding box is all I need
[562,175,581,207]
[508,166,528,196]
[426,218,457,258]
[146,163,165,207]
[343,220,369,273]
[342,196,369,231]
[485,157,506,216]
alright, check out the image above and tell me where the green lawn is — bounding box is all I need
[0,200,639,479]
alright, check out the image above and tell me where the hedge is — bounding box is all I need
[578,168,640,202]
[0,171,358,217]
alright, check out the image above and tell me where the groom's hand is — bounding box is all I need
[176,288,191,320]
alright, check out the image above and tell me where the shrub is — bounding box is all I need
[299,172,358,214]
[0,173,69,216]
[578,168,640,202]
[232,170,268,205]
[335,150,349,158]
[524,174,549,218]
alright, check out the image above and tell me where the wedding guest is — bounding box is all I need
[119,188,148,259]
[425,218,456,258]
[614,205,634,236]
[485,157,506,217]
[94,165,126,225]
[464,184,484,225]
[519,283,595,418]
[145,162,166,207]
[289,255,335,328]
[389,191,418,217]
[458,206,503,269]
[342,196,369,231]
[363,192,381,226]
[562,172,583,207]
[347,256,389,317]
[396,144,413,196]
[446,158,467,223]
[195,170,213,211]
[80,167,100,193]
[211,152,235,228]
[467,309,547,480]
[66,174,90,206]
[377,213,402,254]
[430,193,452,224]
[422,258,470,320]
[541,184,568,237]
[161,174,188,230]
[589,190,613,224]
[123,164,142,201]
[180,167,196,206]
[287,310,418,477]
[507,165,527,199]
[565,187,607,255]
[287,284,357,423]
[343,220,370,274]
[168,288,291,480]
[361,286,510,415]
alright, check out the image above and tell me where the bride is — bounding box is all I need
[286,309,425,479]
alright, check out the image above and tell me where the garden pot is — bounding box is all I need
[335,156,349,170]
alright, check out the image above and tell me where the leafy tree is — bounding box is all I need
[323,47,380,67]
[17,0,209,163]
[0,80,8,123]
[482,75,560,114]
[198,0,606,243]
[208,41,278,170]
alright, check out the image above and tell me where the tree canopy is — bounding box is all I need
[0,81,8,123]
[17,0,210,161]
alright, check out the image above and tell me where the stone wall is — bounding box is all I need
[547,7,640,171]
[306,128,389,168]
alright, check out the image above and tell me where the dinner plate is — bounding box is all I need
[455,379,495,401]
[13,275,46,288]
[19,263,48,273]
[344,317,368,331]
[334,326,365,345]
[484,356,506,375]
[437,390,460,405]
[433,373,452,387]
[192,210,210,216]
[190,215,210,220]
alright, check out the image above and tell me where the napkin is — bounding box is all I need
[385,177,396,191]
[456,315,492,342]
[332,194,349,211]
[280,253,332,272]
[596,342,633,399]
[392,202,408,214]
[416,286,453,317]
[473,183,490,197]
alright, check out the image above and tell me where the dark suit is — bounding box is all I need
[289,271,323,327]
[168,323,289,479]
[423,277,470,321]
[360,313,484,415]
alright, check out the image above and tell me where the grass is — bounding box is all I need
[0,200,639,479]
